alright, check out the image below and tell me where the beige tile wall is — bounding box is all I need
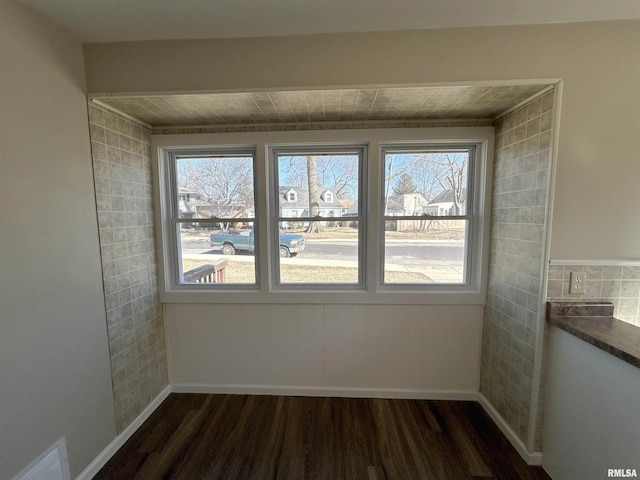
[480,91,554,449]
[547,264,640,326]
[88,103,169,432]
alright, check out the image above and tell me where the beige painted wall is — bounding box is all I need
[166,304,483,394]
[84,20,640,261]
[0,1,116,477]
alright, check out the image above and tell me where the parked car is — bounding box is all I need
[210,228,305,257]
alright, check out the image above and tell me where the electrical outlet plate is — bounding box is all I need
[569,271,586,294]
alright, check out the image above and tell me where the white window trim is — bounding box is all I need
[164,148,259,290]
[153,127,494,305]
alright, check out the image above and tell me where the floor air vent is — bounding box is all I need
[13,438,71,480]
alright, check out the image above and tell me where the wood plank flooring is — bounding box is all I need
[94,394,551,480]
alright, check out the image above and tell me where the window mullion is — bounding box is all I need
[255,143,269,292]
[367,139,381,291]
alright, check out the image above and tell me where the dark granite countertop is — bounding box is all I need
[547,302,640,369]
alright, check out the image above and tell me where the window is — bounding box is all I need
[323,191,334,203]
[382,146,474,286]
[168,149,258,286]
[155,127,491,303]
[286,190,297,202]
[272,147,364,286]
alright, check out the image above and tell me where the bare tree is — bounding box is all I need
[315,156,359,199]
[280,155,359,199]
[306,155,322,233]
[280,157,308,187]
[431,153,467,215]
[410,158,438,202]
[176,157,254,231]
[177,157,254,206]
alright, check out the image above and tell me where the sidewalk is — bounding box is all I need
[307,238,464,245]
[182,253,464,282]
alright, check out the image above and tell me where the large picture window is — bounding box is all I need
[155,128,492,303]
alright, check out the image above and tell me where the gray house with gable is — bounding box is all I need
[279,186,343,219]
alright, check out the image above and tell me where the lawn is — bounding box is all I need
[182,259,431,283]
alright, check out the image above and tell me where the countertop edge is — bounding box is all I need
[547,307,640,370]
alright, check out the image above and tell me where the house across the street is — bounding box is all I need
[279,186,343,223]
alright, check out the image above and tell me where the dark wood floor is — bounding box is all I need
[95,394,551,480]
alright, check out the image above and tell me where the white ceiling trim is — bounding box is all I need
[90,99,152,129]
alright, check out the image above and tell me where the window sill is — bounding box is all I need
[159,288,487,305]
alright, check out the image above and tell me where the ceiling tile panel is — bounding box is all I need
[93,84,552,127]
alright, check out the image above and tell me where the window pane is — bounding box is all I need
[384,151,469,216]
[178,221,256,284]
[278,221,360,284]
[175,155,255,220]
[383,221,468,284]
[276,153,359,218]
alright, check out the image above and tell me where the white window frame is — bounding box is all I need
[286,190,297,202]
[380,144,476,290]
[153,127,493,305]
[164,148,259,290]
[270,145,367,291]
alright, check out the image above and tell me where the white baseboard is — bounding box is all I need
[171,383,479,401]
[478,393,543,466]
[75,385,171,480]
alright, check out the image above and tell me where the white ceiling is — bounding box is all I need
[20,0,640,43]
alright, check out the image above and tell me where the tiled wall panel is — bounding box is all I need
[547,264,640,326]
[89,104,169,432]
[480,91,554,449]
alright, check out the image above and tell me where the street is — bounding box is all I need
[180,236,464,265]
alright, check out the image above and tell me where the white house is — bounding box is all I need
[423,188,467,216]
[388,193,428,216]
[178,188,207,219]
